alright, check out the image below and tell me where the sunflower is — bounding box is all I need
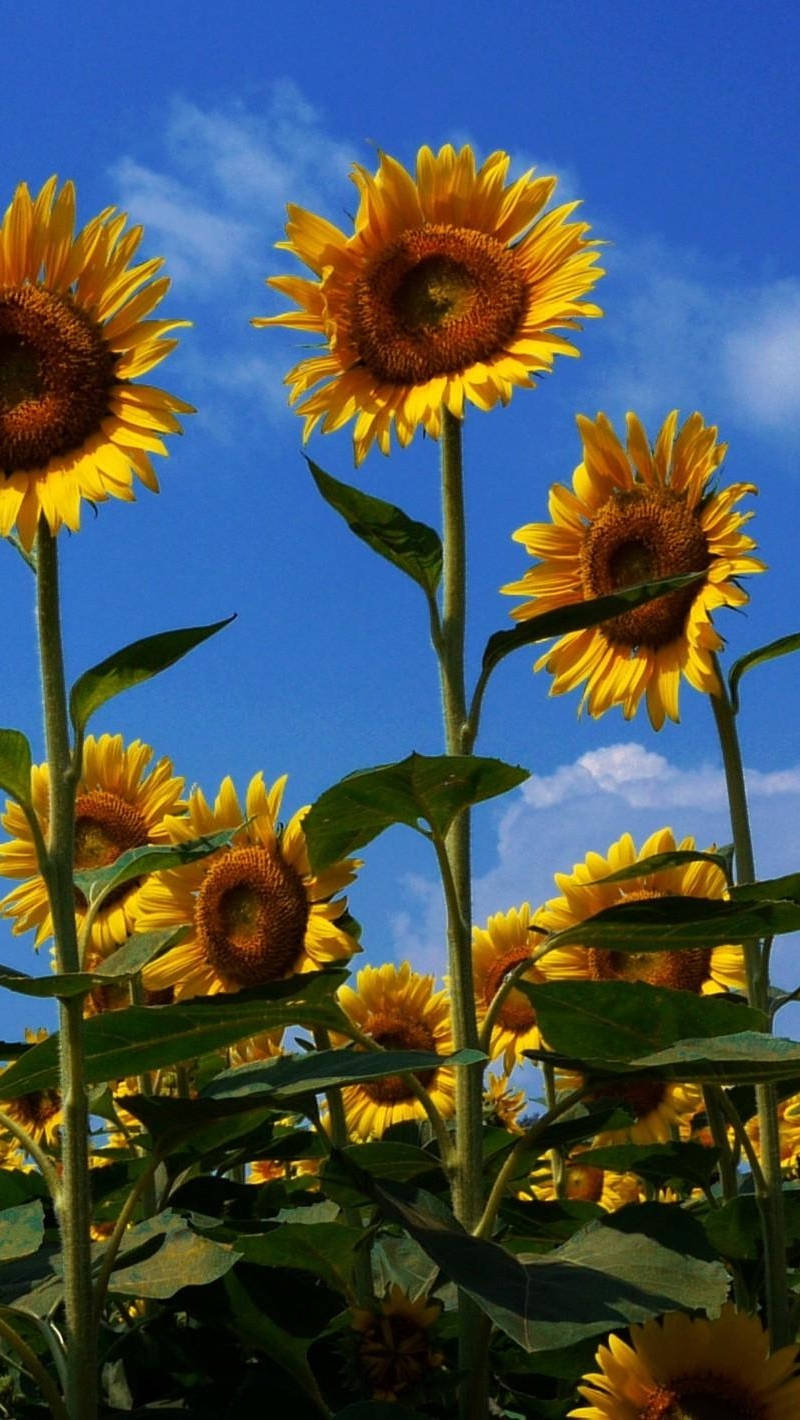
[254,144,603,462]
[535,828,745,997]
[558,1070,702,1147]
[0,734,185,956]
[504,410,765,728]
[472,902,587,1072]
[0,176,191,547]
[748,1093,800,1178]
[526,1148,640,1212]
[336,962,455,1140]
[1,1029,61,1149]
[570,1303,800,1420]
[484,1072,527,1133]
[138,772,360,1000]
[350,1286,444,1402]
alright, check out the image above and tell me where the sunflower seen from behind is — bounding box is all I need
[335,962,455,1140]
[0,734,185,956]
[139,771,360,999]
[504,411,764,729]
[535,827,745,997]
[0,176,192,547]
[255,144,604,462]
[570,1303,800,1419]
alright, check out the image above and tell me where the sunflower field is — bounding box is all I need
[1,144,800,1420]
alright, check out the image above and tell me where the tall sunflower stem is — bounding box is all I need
[435,409,488,1420]
[709,659,788,1346]
[543,1063,567,1200]
[36,524,96,1420]
[313,1028,374,1308]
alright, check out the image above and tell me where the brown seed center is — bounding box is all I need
[483,948,539,1033]
[348,224,526,383]
[580,488,710,649]
[564,1162,605,1203]
[362,1013,438,1103]
[586,889,712,992]
[589,1076,668,1120]
[0,284,116,473]
[195,845,310,988]
[640,1376,763,1420]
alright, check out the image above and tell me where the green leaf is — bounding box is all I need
[307,458,442,595]
[320,1142,447,1207]
[223,1269,329,1414]
[74,826,238,907]
[0,1202,43,1262]
[305,752,528,870]
[543,893,800,952]
[729,872,800,904]
[203,1046,486,1101]
[107,1216,236,1298]
[0,730,32,808]
[729,631,800,713]
[333,1407,429,1420]
[0,929,183,999]
[0,971,349,1096]
[579,1141,721,1190]
[595,848,733,888]
[519,980,762,1062]
[69,617,234,732]
[237,1221,363,1295]
[630,1032,800,1084]
[482,571,705,680]
[359,1174,728,1352]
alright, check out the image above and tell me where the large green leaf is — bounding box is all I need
[203,1046,485,1100]
[729,631,800,713]
[0,929,183,999]
[629,1032,800,1084]
[0,971,349,1096]
[74,826,237,907]
[481,570,705,680]
[359,1174,727,1352]
[69,617,234,732]
[305,752,528,870]
[320,1142,447,1207]
[579,1141,721,1190]
[519,981,761,1062]
[106,1214,236,1298]
[307,458,442,596]
[729,872,800,904]
[237,1221,363,1295]
[543,893,800,952]
[223,1269,329,1414]
[0,730,32,808]
[0,1202,43,1262]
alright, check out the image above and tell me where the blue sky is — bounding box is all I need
[2,0,800,1044]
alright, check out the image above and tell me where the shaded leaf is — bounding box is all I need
[107,1220,236,1298]
[203,1046,485,1101]
[0,730,32,808]
[729,631,800,713]
[74,826,237,907]
[595,848,733,888]
[0,929,183,999]
[518,980,761,1061]
[0,970,348,1096]
[223,1269,328,1414]
[333,1407,429,1420]
[0,1201,43,1262]
[580,1141,721,1190]
[70,617,234,731]
[543,893,800,952]
[305,752,528,870]
[321,1142,447,1207]
[237,1222,363,1295]
[307,458,442,595]
[602,1202,718,1262]
[630,1032,800,1084]
[482,571,705,680]
[729,871,800,904]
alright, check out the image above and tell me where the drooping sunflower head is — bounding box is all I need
[138,771,360,1000]
[0,177,192,548]
[504,410,765,728]
[526,1148,639,1212]
[335,962,455,1140]
[255,144,604,462]
[536,827,745,997]
[0,734,185,955]
[350,1285,444,1402]
[570,1302,800,1420]
[1,1028,62,1150]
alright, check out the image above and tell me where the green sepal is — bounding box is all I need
[0,729,33,809]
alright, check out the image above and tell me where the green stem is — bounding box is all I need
[91,1155,161,1325]
[709,659,788,1344]
[543,1064,567,1200]
[36,524,96,1420]
[313,1027,374,1307]
[437,409,487,1419]
[0,1311,69,1420]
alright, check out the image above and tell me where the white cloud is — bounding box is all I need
[723,284,800,430]
[390,741,800,985]
[112,158,254,287]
